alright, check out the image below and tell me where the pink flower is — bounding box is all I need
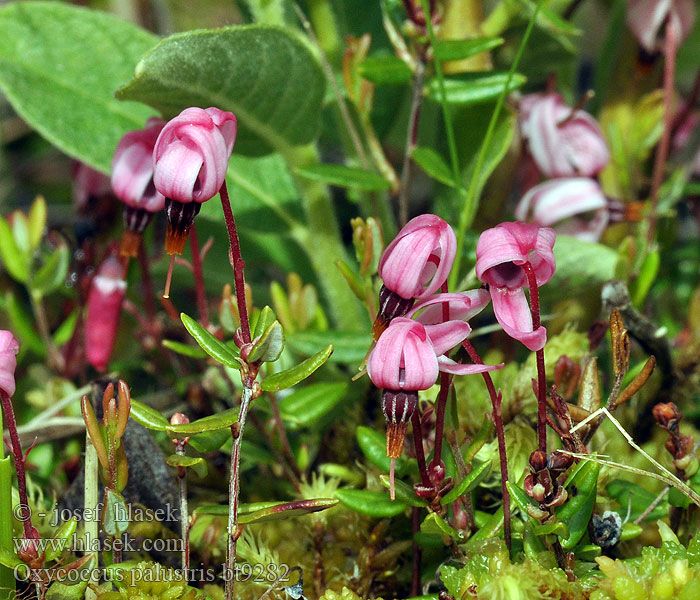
[407,289,491,325]
[476,222,556,351]
[0,330,20,397]
[521,93,609,178]
[85,253,126,371]
[112,117,166,213]
[153,107,237,204]
[378,214,457,301]
[72,161,112,212]
[627,0,696,53]
[516,178,609,242]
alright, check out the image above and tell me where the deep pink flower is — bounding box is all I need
[516,178,609,242]
[627,0,695,53]
[0,330,20,397]
[85,253,126,371]
[378,214,456,301]
[153,107,237,204]
[476,222,556,351]
[112,117,166,213]
[521,93,609,178]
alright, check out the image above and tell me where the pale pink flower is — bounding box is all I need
[521,93,609,178]
[112,117,166,213]
[627,0,696,53]
[378,214,456,301]
[516,178,609,242]
[476,222,556,351]
[0,330,20,397]
[85,253,126,371]
[153,107,237,203]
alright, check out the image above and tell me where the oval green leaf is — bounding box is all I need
[335,489,407,517]
[103,489,129,536]
[295,165,391,191]
[0,2,157,172]
[433,37,504,61]
[166,454,208,478]
[379,475,427,507]
[440,460,492,504]
[239,498,338,524]
[166,407,239,439]
[420,513,457,539]
[31,245,70,296]
[129,399,170,431]
[356,426,408,476]
[411,147,455,187]
[427,72,526,106]
[252,306,277,339]
[247,320,285,363]
[117,25,325,156]
[161,339,208,359]
[0,216,29,282]
[181,313,241,368]
[359,55,413,85]
[279,382,348,430]
[261,344,333,391]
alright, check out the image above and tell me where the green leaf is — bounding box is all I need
[103,489,129,536]
[420,513,458,539]
[279,382,348,430]
[161,339,207,359]
[295,164,391,191]
[27,196,46,250]
[0,216,29,282]
[433,37,504,61]
[167,454,208,478]
[0,547,21,570]
[239,498,338,524]
[181,313,241,369]
[356,426,408,476]
[550,236,618,291]
[166,408,239,439]
[532,520,569,538]
[52,310,79,346]
[359,55,413,85]
[411,147,455,187]
[379,474,427,507]
[335,489,407,517]
[287,330,371,363]
[247,320,285,363]
[129,399,170,431]
[30,245,69,296]
[44,517,78,562]
[260,344,333,391]
[189,429,230,453]
[440,461,492,504]
[117,25,326,156]
[427,72,526,106]
[0,2,157,172]
[631,250,659,307]
[252,306,277,339]
[5,292,44,355]
[555,462,600,549]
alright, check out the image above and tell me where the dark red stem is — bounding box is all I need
[411,506,422,596]
[522,261,547,454]
[1,391,34,539]
[430,282,452,475]
[219,182,251,344]
[411,410,431,487]
[189,224,210,328]
[461,339,511,553]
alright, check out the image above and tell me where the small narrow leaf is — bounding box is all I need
[0,216,29,282]
[5,292,44,355]
[295,164,391,191]
[252,305,276,339]
[31,245,69,295]
[427,72,526,106]
[356,426,409,476]
[335,489,407,517]
[166,408,239,438]
[181,313,241,368]
[239,498,338,524]
[411,147,456,187]
[27,196,46,250]
[433,37,504,61]
[161,339,207,359]
[103,489,129,536]
[420,513,458,539]
[129,399,170,431]
[279,382,348,429]
[247,320,285,363]
[189,429,230,453]
[359,55,413,84]
[440,461,492,504]
[379,475,427,507]
[167,454,208,478]
[261,344,333,391]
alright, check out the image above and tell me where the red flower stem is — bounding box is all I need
[189,224,210,328]
[522,261,547,454]
[647,19,679,246]
[431,372,450,474]
[411,410,431,487]
[1,392,34,539]
[137,240,157,323]
[461,339,511,553]
[219,182,251,344]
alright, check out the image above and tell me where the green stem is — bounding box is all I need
[0,410,15,600]
[449,0,544,290]
[284,145,367,330]
[83,429,99,556]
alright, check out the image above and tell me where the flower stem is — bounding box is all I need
[411,506,422,596]
[137,240,157,323]
[431,372,451,477]
[219,181,251,344]
[461,339,511,552]
[522,262,547,454]
[411,410,431,487]
[189,224,209,328]
[225,383,253,600]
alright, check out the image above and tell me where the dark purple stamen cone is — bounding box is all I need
[371,285,415,340]
[164,198,201,255]
[382,389,418,458]
[120,206,154,257]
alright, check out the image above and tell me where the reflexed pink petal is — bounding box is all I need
[437,356,503,375]
[0,330,20,397]
[516,178,607,226]
[627,0,695,52]
[407,290,491,325]
[424,321,471,356]
[490,286,547,351]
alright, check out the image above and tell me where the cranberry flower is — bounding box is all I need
[373,214,456,338]
[516,177,609,242]
[0,330,20,398]
[112,117,166,256]
[627,0,696,53]
[476,222,556,351]
[85,252,127,372]
[153,107,237,256]
[520,93,609,178]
